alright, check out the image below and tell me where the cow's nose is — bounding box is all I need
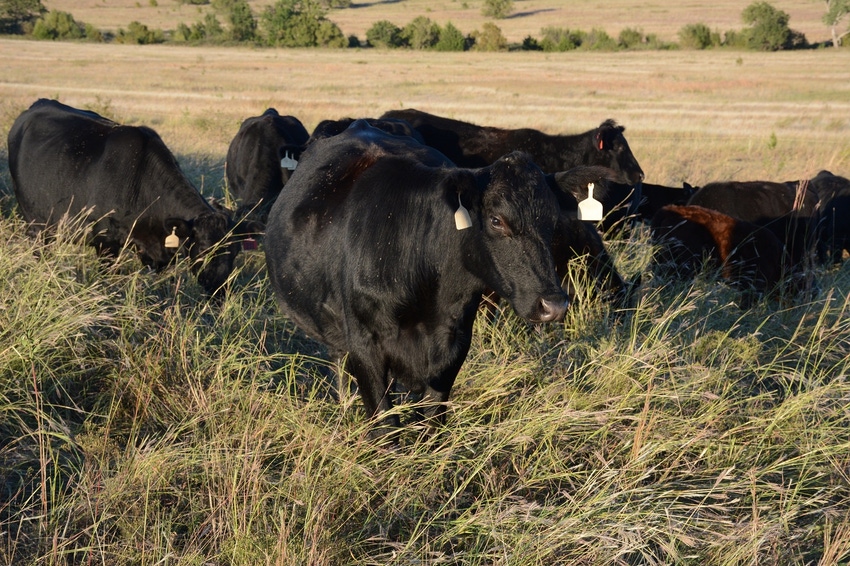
[536,296,568,322]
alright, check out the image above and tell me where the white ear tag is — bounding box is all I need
[164,227,180,249]
[577,182,604,221]
[280,151,298,171]
[454,195,472,230]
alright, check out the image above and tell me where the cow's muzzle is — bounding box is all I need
[532,295,569,323]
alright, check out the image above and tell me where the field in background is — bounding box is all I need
[42,0,834,46]
[2,37,850,566]
[1,39,848,190]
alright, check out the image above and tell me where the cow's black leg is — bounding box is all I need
[347,355,400,438]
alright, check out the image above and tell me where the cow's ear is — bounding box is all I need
[164,218,193,239]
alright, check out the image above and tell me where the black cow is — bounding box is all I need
[542,166,634,303]
[686,180,820,270]
[308,116,425,145]
[380,108,645,214]
[651,204,796,307]
[807,170,850,264]
[8,98,247,297]
[225,108,309,221]
[264,120,568,436]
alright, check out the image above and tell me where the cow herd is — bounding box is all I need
[6,98,850,437]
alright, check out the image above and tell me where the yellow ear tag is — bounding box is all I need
[577,182,604,221]
[454,195,472,230]
[280,151,298,171]
[164,227,180,249]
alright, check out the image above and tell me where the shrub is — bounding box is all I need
[618,27,644,49]
[0,0,46,34]
[539,26,582,51]
[481,0,512,19]
[403,15,439,49]
[366,19,404,48]
[115,20,164,44]
[679,22,713,49]
[471,21,507,51]
[582,27,617,50]
[521,35,541,50]
[434,21,467,51]
[32,10,84,39]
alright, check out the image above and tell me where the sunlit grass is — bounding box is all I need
[1,33,849,566]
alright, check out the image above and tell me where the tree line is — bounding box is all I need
[1,0,847,50]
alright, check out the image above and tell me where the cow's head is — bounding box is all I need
[594,120,644,187]
[165,209,256,298]
[463,151,569,323]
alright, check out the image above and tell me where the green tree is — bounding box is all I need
[741,1,793,50]
[115,20,164,44]
[823,0,850,47]
[481,0,512,19]
[403,16,439,49]
[212,0,256,41]
[32,10,84,39]
[0,0,46,34]
[260,0,345,47]
[471,21,506,51]
[366,19,404,48]
[434,21,466,51]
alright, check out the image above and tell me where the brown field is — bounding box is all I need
[42,0,833,46]
[1,38,848,192]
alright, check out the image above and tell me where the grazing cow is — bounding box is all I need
[542,166,634,303]
[8,98,248,297]
[686,180,820,270]
[650,205,795,307]
[225,108,309,221]
[308,116,425,144]
[807,170,850,264]
[380,108,645,215]
[265,120,568,435]
[589,180,697,233]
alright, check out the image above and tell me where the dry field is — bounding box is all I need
[1,38,848,191]
[42,0,834,46]
[3,32,850,566]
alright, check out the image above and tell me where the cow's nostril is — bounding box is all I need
[537,296,568,322]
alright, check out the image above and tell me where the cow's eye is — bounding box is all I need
[490,215,511,236]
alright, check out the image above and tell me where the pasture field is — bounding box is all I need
[41,0,834,46]
[2,38,850,565]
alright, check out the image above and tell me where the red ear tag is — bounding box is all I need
[242,237,258,251]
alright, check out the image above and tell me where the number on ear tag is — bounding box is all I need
[164,226,180,248]
[577,182,604,221]
[455,195,472,230]
[280,151,298,171]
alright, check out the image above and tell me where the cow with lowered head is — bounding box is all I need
[686,180,820,273]
[8,98,247,298]
[807,170,850,265]
[651,204,798,307]
[380,107,645,215]
[264,120,568,436]
[225,108,309,222]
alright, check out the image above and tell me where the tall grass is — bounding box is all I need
[1,37,849,565]
[1,174,849,564]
